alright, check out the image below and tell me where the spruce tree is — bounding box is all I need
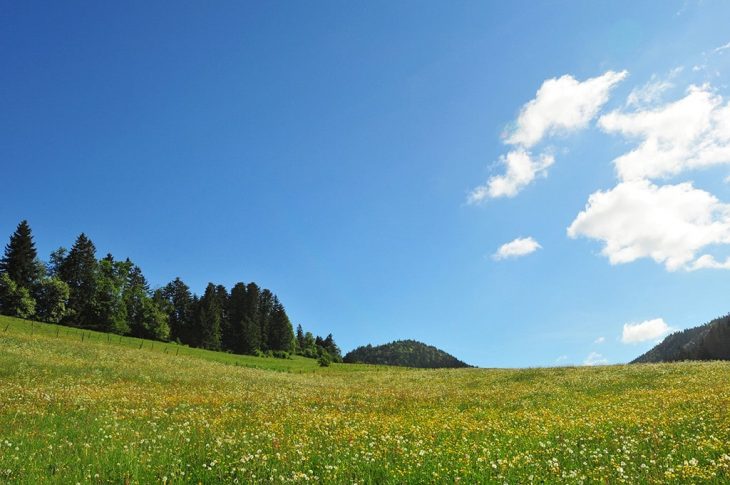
[197,283,222,350]
[58,233,99,326]
[0,220,41,288]
[215,284,232,351]
[258,289,275,350]
[158,278,194,344]
[228,282,248,354]
[268,300,294,352]
[242,282,262,353]
[295,324,305,353]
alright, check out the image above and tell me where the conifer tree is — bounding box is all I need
[158,277,194,344]
[228,282,248,354]
[242,282,262,353]
[296,324,305,352]
[258,289,275,350]
[0,220,41,289]
[58,233,99,326]
[267,300,295,352]
[197,283,222,350]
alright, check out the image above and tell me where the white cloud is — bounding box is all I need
[621,318,673,344]
[567,180,730,271]
[599,85,730,181]
[468,149,554,202]
[714,41,730,54]
[583,352,608,366]
[492,236,542,261]
[626,78,673,108]
[506,70,628,148]
[469,70,627,202]
[555,355,568,365]
[594,336,605,344]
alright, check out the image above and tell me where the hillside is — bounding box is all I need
[2,316,730,482]
[632,314,730,363]
[343,339,470,368]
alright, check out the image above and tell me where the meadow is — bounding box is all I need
[1,315,729,484]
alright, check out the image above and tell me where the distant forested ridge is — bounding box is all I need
[632,314,730,363]
[0,220,341,362]
[344,340,470,368]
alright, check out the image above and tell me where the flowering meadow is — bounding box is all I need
[1,316,729,483]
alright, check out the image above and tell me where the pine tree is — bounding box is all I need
[58,233,99,327]
[0,220,41,289]
[197,283,222,350]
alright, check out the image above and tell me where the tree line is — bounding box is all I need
[0,220,341,362]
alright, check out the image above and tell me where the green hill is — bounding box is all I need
[343,339,470,368]
[632,314,730,363]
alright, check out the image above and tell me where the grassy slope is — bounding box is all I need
[0,315,376,374]
[1,316,730,484]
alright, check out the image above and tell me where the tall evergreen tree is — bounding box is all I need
[197,283,222,350]
[258,289,275,350]
[242,282,262,353]
[157,277,194,344]
[47,247,67,278]
[58,233,99,326]
[267,300,295,352]
[296,324,305,352]
[228,282,248,354]
[215,284,232,351]
[0,220,41,288]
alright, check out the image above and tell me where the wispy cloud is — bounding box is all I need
[714,41,730,54]
[583,352,608,366]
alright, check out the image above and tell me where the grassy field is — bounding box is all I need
[1,316,729,483]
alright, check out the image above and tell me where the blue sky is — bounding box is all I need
[3,1,730,367]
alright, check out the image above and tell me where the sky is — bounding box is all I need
[3,1,730,367]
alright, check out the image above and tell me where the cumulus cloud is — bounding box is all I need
[469,70,627,202]
[583,352,608,366]
[599,85,730,181]
[506,70,628,147]
[468,150,554,202]
[621,318,673,344]
[594,336,605,344]
[567,180,730,271]
[492,236,542,260]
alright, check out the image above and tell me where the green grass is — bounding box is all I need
[1,315,730,483]
[0,315,376,374]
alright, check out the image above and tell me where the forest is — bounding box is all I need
[0,220,341,363]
